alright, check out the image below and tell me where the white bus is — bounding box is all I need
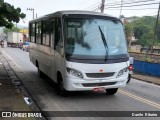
[29,11,130,96]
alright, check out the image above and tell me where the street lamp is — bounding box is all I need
[27,8,34,19]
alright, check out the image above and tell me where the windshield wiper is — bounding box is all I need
[98,26,109,61]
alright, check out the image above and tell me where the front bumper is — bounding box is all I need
[64,75,128,91]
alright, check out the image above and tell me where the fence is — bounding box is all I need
[130,52,160,77]
[133,60,160,77]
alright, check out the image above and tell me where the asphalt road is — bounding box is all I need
[1,47,160,120]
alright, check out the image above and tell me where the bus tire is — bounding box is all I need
[57,74,68,97]
[106,88,118,95]
[127,74,131,84]
[37,64,45,78]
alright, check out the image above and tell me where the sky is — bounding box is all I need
[4,0,160,27]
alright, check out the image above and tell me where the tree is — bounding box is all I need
[124,16,160,47]
[3,26,20,34]
[124,23,133,45]
[133,22,152,39]
[137,31,153,47]
[141,16,155,29]
[0,0,26,28]
[133,21,153,47]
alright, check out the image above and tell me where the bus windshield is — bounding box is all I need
[64,18,128,60]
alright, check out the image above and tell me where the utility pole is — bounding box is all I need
[119,0,123,17]
[100,0,105,13]
[36,13,38,18]
[151,2,160,53]
[27,8,35,19]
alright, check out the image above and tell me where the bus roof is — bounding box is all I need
[30,10,120,23]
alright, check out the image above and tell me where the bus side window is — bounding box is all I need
[42,21,51,46]
[51,20,55,48]
[55,18,63,49]
[30,23,35,42]
[36,22,42,44]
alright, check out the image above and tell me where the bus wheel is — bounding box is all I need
[106,88,118,95]
[127,74,131,84]
[37,65,45,78]
[57,75,68,97]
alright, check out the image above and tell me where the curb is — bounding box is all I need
[131,75,160,86]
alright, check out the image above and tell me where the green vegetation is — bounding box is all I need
[0,0,26,28]
[3,26,20,34]
[145,56,151,62]
[124,16,160,47]
[124,22,133,44]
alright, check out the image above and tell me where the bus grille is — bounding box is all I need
[82,82,117,87]
[86,72,115,78]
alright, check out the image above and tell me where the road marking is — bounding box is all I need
[119,89,160,109]
[1,50,21,68]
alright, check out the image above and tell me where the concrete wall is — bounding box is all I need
[129,52,160,64]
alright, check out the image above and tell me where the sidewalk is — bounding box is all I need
[132,72,160,85]
[0,52,35,120]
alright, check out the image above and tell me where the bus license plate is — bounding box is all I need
[93,87,105,92]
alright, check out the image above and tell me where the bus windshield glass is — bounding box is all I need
[64,18,128,60]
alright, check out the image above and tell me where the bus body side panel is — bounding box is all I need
[29,42,51,77]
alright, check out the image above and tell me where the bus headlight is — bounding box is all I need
[117,67,128,78]
[66,67,83,78]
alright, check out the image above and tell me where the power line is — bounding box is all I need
[106,8,158,10]
[89,4,101,11]
[91,0,157,12]
[91,7,100,12]
[77,0,93,10]
[90,3,102,12]
[83,1,100,10]
[92,7,100,12]
[91,0,159,13]
[108,0,158,17]
[91,0,107,12]
[143,12,157,16]
[105,2,159,9]
[84,2,102,12]
[105,0,156,7]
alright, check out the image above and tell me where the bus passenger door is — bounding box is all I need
[54,18,65,83]
[50,20,56,82]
